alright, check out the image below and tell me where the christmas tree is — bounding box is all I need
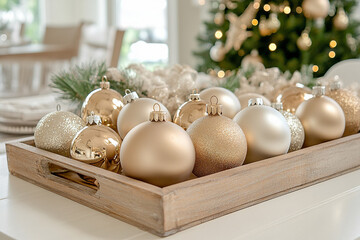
[195,0,360,77]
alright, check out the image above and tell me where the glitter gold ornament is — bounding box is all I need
[275,85,313,114]
[117,89,171,140]
[120,104,195,187]
[71,112,122,173]
[173,90,207,130]
[200,87,241,118]
[233,98,291,164]
[295,86,345,147]
[35,105,86,157]
[81,76,124,132]
[187,96,247,177]
[272,103,305,152]
[238,92,271,110]
[333,7,349,30]
[326,81,360,136]
[302,0,330,19]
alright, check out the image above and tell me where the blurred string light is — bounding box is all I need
[284,6,291,14]
[269,43,277,51]
[296,6,303,14]
[329,51,336,58]
[263,4,271,11]
[252,19,258,26]
[217,70,225,78]
[253,2,260,9]
[329,40,337,48]
[215,30,223,39]
[312,65,319,72]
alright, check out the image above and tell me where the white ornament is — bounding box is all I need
[333,8,349,30]
[210,41,226,62]
[302,0,330,19]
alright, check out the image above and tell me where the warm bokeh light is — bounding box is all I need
[312,65,319,72]
[215,30,223,39]
[217,70,225,78]
[329,51,336,58]
[296,6,303,14]
[269,43,277,51]
[284,6,291,14]
[330,40,337,48]
[263,4,271,11]
[253,2,260,9]
[252,19,258,26]
[198,0,206,6]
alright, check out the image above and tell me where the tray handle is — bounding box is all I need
[39,158,99,194]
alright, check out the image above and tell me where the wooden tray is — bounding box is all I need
[6,134,360,237]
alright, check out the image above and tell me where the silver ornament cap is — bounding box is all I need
[189,89,201,101]
[123,89,139,104]
[248,98,264,106]
[329,80,342,91]
[312,86,326,97]
[271,102,283,111]
[206,95,222,116]
[149,103,167,122]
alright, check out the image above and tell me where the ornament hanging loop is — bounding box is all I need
[56,104,61,111]
[210,95,219,105]
[125,89,131,95]
[153,103,161,111]
[100,75,110,89]
[207,95,222,116]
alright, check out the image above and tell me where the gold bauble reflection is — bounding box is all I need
[295,96,345,147]
[187,115,247,177]
[238,93,271,109]
[279,110,305,152]
[275,86,313,114]
[173,99,207,130]
[35,111,86,157]
[117,98,171,139]
[200,87,241,118]
[81,88,123,132]
[233,105,291,164]
[120,122,195,187]
[70,125,122,173]
[326,89,360,136]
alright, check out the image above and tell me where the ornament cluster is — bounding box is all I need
[35,74,360,188]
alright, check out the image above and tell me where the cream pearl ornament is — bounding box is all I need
[120,104,195,187]
[210,41,226,62]
[71,112,122,173]
[117,89,171,139]
[233,98,291,164]
[272,102,305,152]
[173,90,207,130]
[238,93,271,110]
[35,105,86,157]
[295,86,345,147]
[81,76,123,132]
[187,96,247,177]
[200,87,241,118]
[333,8,349,30]
[302,0,330,19]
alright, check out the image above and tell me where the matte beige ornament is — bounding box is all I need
[81,76,124,132]
[326,81,360,136]
[187,96,247,177]
[272,102,305,152]
[295,86,345,147]
[297,31,312,51]
[35,106,86,157]
[173,90,207,130]
[117,89,171,139]
[210,41,226,62]
[233,98,291,164]
[275,85,313,114]
[120,104,195,187]
[238,92,270,110]
[333,8,349,30]
[200,87,241,118]
[71,112,122,173]
[302,0,330,19]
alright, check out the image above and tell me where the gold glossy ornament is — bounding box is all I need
[275,85,313,114]
[272,103,305,152]
[333,8,349,30]
[326,81,360,136]
[295,86,345,147]
[234,98,291,164]
[173,90,207,130]
[35,106,86,157]
[81,76,124,132]
[238,92,270,110]
[71,113,122,173]
[187,96,247,177]
[117,90,171,140]
[297,30,312,51]
[302,0,330,19]
[120,104,195,187]
[200,87,241,118]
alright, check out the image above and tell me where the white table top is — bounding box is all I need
[1,139,360,240]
